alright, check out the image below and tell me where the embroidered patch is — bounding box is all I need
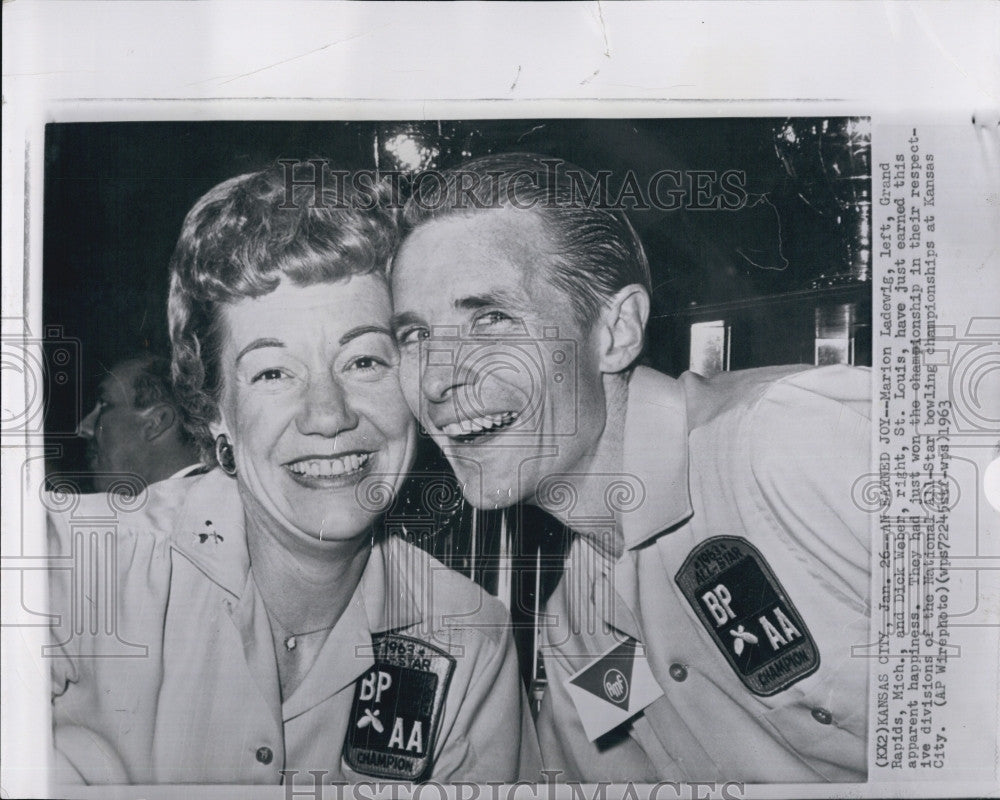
[343,633,455,781]
[675,536,819,696]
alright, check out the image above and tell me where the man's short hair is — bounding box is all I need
[117,353,194,445]
[126,354,175,410]
[400,152,652,325]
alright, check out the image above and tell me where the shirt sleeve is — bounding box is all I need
[52,725,130,785]
[46,493,172,785]
[748,365,873,608]
[47,508,78,698]
[47,503,137,783]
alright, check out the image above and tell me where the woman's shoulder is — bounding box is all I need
[44,470,236,554]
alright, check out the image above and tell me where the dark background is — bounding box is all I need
[44,117,871,475]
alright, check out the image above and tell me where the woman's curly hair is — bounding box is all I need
[167,161,401,464]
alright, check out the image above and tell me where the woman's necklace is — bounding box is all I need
[247,526,375,656]
[281,624,336,652]
[258,592,337,652]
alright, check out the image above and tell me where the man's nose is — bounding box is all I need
[419,347,464,404]
[295,374,360,437]
[78,405,99,439]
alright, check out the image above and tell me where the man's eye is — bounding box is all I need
[397,327,429,347]
[471,310,513,332]
[251,368,286,383]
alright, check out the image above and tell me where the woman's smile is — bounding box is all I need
[283,450,375,486]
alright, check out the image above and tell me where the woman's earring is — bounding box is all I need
[214,434,237,477]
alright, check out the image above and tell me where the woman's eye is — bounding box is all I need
[251,368,286,383]
[349,355,386,371]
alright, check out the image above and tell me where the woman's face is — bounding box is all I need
[211,274,415,543]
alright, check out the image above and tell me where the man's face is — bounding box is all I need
[391,208,608,509]
[78,360,150,491]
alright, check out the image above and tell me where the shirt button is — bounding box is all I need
[255,746,273,765]
[668,663,688,682]
[811,707,833,725]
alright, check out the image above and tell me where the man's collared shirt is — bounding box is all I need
[49,469,540,784]
[536,365,872,783]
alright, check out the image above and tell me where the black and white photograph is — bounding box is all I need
[3,4,998,800]
[40,118,874,786]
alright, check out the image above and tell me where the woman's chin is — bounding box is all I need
[285,508,378,545]
[246,459,406,544]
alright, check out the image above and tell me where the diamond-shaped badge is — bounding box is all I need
[565,639,663,741]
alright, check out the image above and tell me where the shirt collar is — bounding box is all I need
[170,469,422,633]
[359,534,424,634]
[171,468,250,597]
[620,366,694,549]
[166,462,208,481]
[280,537,426,719]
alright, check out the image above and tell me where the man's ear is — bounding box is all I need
[140,404,177,443]
[597,284,650,374]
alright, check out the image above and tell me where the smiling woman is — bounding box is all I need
[213,278,409,546]
[46,163,540,785]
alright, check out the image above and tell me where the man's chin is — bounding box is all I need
[454,481,525,511]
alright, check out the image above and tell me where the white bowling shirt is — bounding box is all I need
[49,469,540,785]
[537,365,872,783]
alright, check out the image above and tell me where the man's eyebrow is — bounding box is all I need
[339,325,392,345]
[97,373,125,400]
[235,338,284,363]
[455,290,523,311]
[390,312,425,332]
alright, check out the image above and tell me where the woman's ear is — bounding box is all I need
[596,284,650,374]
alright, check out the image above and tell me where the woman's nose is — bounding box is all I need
[295,375,360,436]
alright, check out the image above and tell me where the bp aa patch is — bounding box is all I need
[343,633,455,781]
[675,536,819,696]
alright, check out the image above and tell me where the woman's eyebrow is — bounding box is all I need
[235,337,284,363]
[339,325,393,345]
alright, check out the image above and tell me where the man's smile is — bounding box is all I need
[432,410,520,443]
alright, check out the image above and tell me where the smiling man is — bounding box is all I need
[390,153,872,783]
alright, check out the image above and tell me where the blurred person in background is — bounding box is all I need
[78,352,204,492]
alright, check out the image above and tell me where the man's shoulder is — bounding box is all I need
[675,365,872,514]
[676,364,871,432]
